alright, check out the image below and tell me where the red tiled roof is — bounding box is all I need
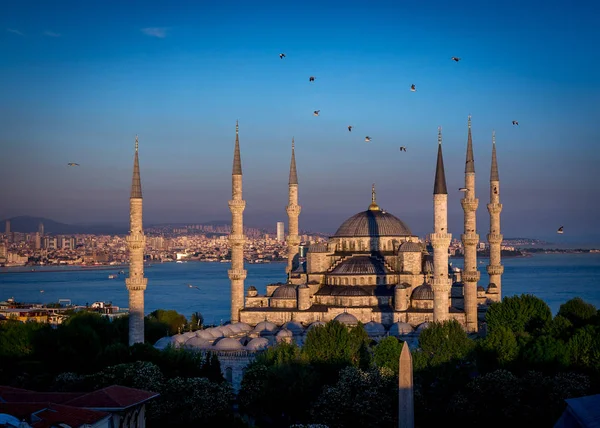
[0,385,30,394]
[0,391,81,404]
[0,402,110,428]
[65,385,159,410]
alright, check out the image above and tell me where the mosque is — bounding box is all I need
[229,117,504,334]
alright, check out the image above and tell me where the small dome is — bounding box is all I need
[195,330,216,340]
[184,336,212,348]
[276,328,293,338]
[205,328,223,339]
[334,312,359,326]
[308,321,326,330]
[246,337,269,351]
[236,322,252,332]
[308,242,329,253]
[216,325,235,337]
[171,334,187,344]
[398,241,423,253]
[395,283,410,290]
[298,284,309,289]
[364,321,386,336]
[254,321,278,333]
[330,256,391,275]
[283,321,305,334]
[153,336,172,350]
[227,323,243,333]
[248,285,257,292]
[212,337,244,351]
[332,286,371,297]
[411,284,434,300]
[416,322,430,333]
[389,322,414,336]
[271,285,297,299]
[182,331,197,339]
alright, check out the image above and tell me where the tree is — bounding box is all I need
[558,297,598,328]
[479,325,519,367]
[417,319,475,367]
[303,321,369,369]
[191,311,204,329]
[486,294,552,334]
[147,309,187,335]
[373,336,403,373]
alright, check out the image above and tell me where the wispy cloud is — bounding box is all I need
[43,31,60,37]
[141,27,167,38]
[6,28,24,36]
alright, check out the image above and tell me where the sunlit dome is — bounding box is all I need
[253,321,278,333]
[245,337,269,351]
[276,328,293,338]
[334,312,358,326]
[212,337,244,351]
[184,336,212,349]
[308,321,326,330]
[205,328,224,339]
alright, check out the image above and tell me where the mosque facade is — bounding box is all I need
[230,118,503,333]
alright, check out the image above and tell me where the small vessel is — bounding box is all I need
[108,274,118,279]
[119,270,125,274]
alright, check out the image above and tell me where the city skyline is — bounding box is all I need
[1,0,598,244]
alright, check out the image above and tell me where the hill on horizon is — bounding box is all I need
[0,216,128,235]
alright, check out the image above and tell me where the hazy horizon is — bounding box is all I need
[1,0,598,244]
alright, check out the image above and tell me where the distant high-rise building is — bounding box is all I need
[38,222,44,236]
[34,233,41,250]
[276,222,285,242]
[5,220,10,235]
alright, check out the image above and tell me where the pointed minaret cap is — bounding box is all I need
[130,135,142,199]
[465,115,475,173]
[368,183,380,211]
[434,127,448,195]
[289,137,298,185]
[491,130,499,181]
[233,120,242,175]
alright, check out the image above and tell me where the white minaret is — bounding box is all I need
[461,116,480,332]
[286,138,301,279]
[228,121,247,323]
[486,131,503,302]
[431,127,452,323]
[125,136,147,345]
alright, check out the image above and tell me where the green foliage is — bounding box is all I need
[373,336,403,373]
[256,341,303,366]
[480,326,519,366]
[486,294,552,334]
[309,366,397,428]
[417,319,475,367]
[558,297,598,328]
[566,325,600,369]
[543,315,573,341]
[302,320,369,368]
[147,309,188,335]
[522,335,569,369]
[0,320,49,359]
[191,311,204,329]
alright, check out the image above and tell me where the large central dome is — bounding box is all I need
[333,209,412,238]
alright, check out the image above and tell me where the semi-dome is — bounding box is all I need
[364,321,386,336]
[333,209,412,238]
[196,330,216,341]
[271,285,297,299]
[411,284,434,300]
[331,286,371,296]
[398,241,423,252]
[246,337,269,351]
[330,256,392,275]
[205,328,224,339]
[334,312,359,326]
[416,322,430,333]
[389,322,414,336]
[213,337,244,351]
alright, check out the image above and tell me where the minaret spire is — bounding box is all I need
[430,126,452,323]
[228,122,247,323]
[125,135,147,345]
[487,130,503,302]
[286,138,302,278]
[433,127,448,195]
[461,116,480,333]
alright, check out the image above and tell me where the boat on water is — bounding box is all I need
[108,274,118,279]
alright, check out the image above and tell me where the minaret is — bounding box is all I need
[486,131,503,302]
[286,138,301,277]
[125,135,147,345]
[461,116,480,332]
[430,127,452,323]
[228,121,247,323]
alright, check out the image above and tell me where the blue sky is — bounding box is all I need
[1,0,599,242]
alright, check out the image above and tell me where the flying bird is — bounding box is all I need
[187,284,200,290]
[512,120,519,125]
[399,146,407,152]
[410,84,416,92]
[279,53,286,59]
[348,126,353,132]
[313,110,320,116]
[557,226,564,234]
[365,136,371,142]
[459,187,468,192]
[67,163,79,166]
[451,57,461,62]
[40,290,45,293]
[309,76,315,82]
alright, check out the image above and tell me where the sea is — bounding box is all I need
[1,253,599,325]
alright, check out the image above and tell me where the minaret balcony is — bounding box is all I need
[229,234,246,245]
[430,233,451,246]
[487,265,504,275]
[286,205,301,215]
[126,277,148,291]
[431,277,452,292]
[462,270,481,282]
[487,233,503,244]
[228,199,246,210]
[228,269,247,281]
[286,235,300,246]
[487,203,503,214]
[461,233,480,247]
[460,199,479,212]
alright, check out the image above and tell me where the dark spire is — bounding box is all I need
[465,115,475,173]
[491,130,499,181]
[434,127,448,195]
[130,135,142,198]
[233,120,242,175]
[289,137,298,185]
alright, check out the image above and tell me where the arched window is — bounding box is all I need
[225,367,233,383]
[352,278,357,286]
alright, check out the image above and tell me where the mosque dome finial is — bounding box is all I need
[368,183,380,211]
